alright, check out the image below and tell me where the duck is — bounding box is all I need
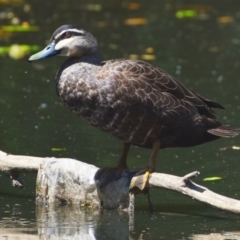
[28,24,238,190]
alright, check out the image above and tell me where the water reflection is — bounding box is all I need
[1,204,240,239]
[1,205,132,239]
[38,206,133,239]
[37,206,99,239]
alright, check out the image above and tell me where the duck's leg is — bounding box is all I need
[117,142,130,170]
[130,140,160,191]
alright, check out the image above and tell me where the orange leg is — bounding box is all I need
[130,140,161,190]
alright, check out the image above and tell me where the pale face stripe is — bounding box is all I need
[55,37,76,51]
[54,29,85,40]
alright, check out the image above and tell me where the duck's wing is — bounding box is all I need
[99,59,223,117]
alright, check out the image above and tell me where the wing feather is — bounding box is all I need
[98,59,222,118]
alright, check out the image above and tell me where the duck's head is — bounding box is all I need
[28,25,98,61]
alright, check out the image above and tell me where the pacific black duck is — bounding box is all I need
[29,25,238,190]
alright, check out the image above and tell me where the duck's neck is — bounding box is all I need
[65,52,101,66]
[80,52,101,64]
[56,52,102,84]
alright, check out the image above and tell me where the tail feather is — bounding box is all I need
[189,89,225,109]
[207,125,239,138]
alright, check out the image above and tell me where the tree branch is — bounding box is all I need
[148,172,240,213]
[0,150,240,213]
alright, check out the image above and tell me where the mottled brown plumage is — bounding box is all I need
[29,25,238,190]
[56,57,236,149]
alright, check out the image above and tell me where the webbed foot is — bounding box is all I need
[130,170,151,191]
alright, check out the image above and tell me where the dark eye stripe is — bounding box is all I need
[54,29,85,42]
[55,31,84,43]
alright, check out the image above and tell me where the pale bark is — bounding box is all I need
[0,150,240,213]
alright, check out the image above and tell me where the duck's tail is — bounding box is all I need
[207,125,239,138]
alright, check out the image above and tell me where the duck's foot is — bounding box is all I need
[129,172,155,212]
[129,169,151,191]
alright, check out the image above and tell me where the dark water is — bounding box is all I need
[1,0,240,239]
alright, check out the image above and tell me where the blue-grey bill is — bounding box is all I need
[28,42,58,62]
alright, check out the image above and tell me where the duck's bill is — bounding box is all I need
[28,42,59,62]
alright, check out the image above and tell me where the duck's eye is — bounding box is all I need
[64,32,71,38]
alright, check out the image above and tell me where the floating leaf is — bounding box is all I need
[219,146,240,151]
[141,54,156,61]
[145,47,154,54]
[0,46,9,55]
[128,3,140,10]
[86,4,101,11]
[0,44,39,58]
[51,148,67,152]
[7,44,39,59]
[125,18,148,25]
[129,54,139,60]
[1,25,39,32]
[176,10,197,19]
[0,0,22,3]
[217,16,234,24]
[203,177,222,181]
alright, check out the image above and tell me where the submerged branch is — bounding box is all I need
[0,150,240,213]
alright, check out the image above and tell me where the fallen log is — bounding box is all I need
[0,150,240,213]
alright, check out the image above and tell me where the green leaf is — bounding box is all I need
[1,25,39,32]
[203,177,222,181]
[176,10,197,19]
[51,148,67,152]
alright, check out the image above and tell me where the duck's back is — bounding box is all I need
[57,58,236,149]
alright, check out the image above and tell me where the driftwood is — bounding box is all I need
[1,150,240,213]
